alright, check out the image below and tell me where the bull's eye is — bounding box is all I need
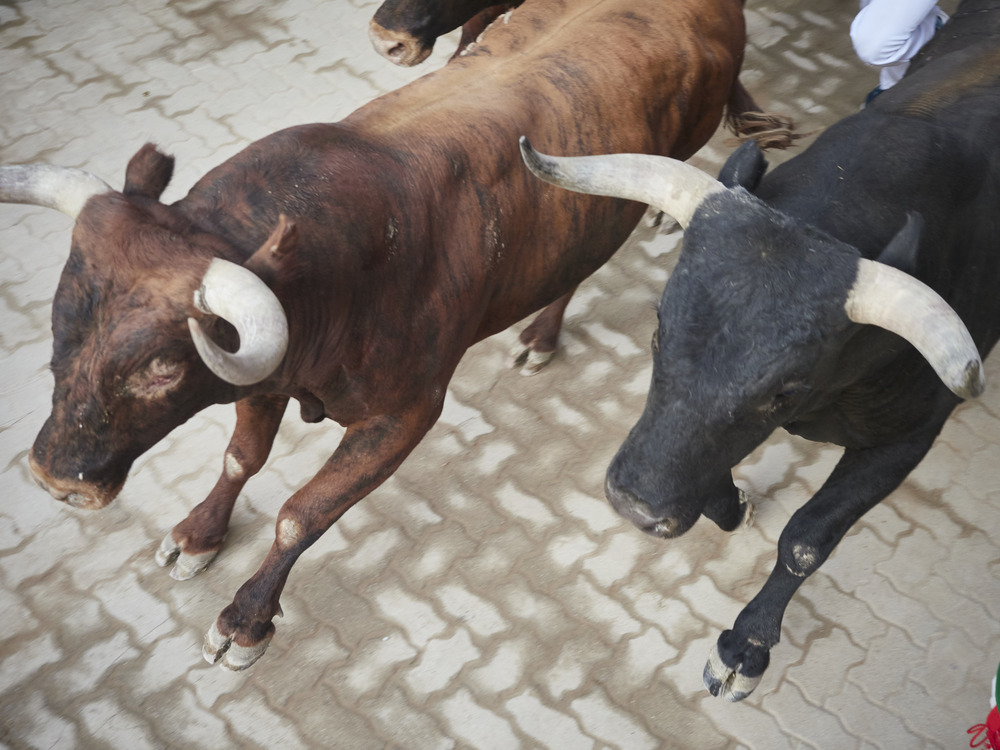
[651,327,661,354]
[761,384,808,415]
[126,358,185,399]
[772,391,795,407]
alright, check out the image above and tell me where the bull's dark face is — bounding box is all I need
[29,190,233,510]
[369,0,495,65]
[606,192,860,538]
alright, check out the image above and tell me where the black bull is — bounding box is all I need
[521,0,1000,701]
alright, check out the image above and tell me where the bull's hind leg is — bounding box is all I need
[155,394,288,580]
[704,435,937,700]
[509,288,575,375]
[203,398,442,670]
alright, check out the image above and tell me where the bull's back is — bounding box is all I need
[342,0,746,338]
[757,20,1000,423]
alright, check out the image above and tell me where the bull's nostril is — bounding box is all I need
[387,42,407,59]
[652,518,679,536]
[605,478,665,528]
[605,479,632,510]
[632,498,660,521]
[604,473,630,502]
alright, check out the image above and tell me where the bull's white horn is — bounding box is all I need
[0,164,112,219]
[846,259,985,400]
[519,137,725,228]
[187,258,289,386]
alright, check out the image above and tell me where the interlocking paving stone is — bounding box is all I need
[2,0,998,747]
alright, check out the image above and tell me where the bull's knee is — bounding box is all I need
[779,536,823,578]
[224,450,246,480]
[276,516,305,550]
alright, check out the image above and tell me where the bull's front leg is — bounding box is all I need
[155,394,288,580]
[704,433,939,701]
[203,399,443,670]
[509,288,575,375]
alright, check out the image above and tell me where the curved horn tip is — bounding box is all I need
[847,259,987,401]
[955,359,986,400]
[187,316,284,387]
[187,259,289,386]
[518,137,558,181]
[519,135,539,167]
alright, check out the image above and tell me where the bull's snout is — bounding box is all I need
[28,452,117,511]
[368,19,434,66]
[604,475,684,539]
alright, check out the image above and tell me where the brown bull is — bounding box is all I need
[1,0,782,669]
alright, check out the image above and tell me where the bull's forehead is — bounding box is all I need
[654,193,859,390]
[70,192,214,273]
[675,192,860,319]
[51,279,191,384]
[52,199,212,371]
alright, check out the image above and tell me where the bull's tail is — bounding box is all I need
[724,79,803,150]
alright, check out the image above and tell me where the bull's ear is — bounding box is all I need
[246,214,298,282]
[876,212,922,275]
[718,140,768,191]
[123,143,175,200]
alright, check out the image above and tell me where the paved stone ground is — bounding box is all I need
[1,0,998,748]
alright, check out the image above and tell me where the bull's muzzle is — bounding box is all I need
[28,453,118,510]
[368,19,434,66]
[604,475,685,539]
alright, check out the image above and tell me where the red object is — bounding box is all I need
[969,706,1000,749]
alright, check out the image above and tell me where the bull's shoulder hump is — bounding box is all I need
[470,0,739,56]
[896,44,1000,120]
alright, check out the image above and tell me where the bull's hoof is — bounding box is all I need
[508,344,554,376]
[154,533,220,581]
[203,621,273,671]
[703,643,763,702]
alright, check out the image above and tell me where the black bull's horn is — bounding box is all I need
[519,135,726,229]
[845,260,984,399]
